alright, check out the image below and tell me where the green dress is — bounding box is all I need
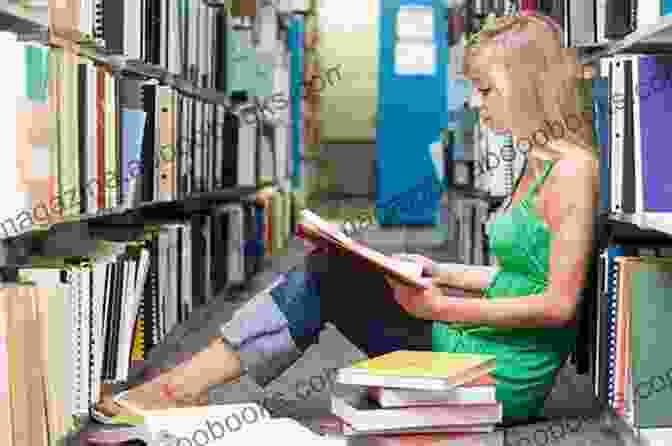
[432,159,577,421]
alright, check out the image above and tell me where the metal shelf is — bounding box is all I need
[0,2,46,35]
[0,185,271,266]
[580,16,672,64]
[606,212,672,240]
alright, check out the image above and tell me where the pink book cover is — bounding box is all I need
[332,394,502,432]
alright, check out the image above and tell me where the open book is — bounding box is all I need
[297,210,428,289]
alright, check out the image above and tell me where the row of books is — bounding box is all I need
[592,250,672,443]
[0,256,152,446]
[327,351,503,441]
[591,54,672,220]
[49,0,302,94]
[532,0,672,47]
[0,190,295,445]
[46,40,292,215]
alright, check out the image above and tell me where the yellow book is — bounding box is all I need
[338,351,496,391]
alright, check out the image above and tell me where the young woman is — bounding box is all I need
[97,12,599,424]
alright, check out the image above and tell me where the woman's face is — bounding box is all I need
[472,76,512,136]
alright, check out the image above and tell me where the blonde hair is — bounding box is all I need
[464,13,594,158]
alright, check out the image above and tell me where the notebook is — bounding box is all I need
[665,0,672,15]
[613,256,640,416]
[369,374,497,407]
[297,210,426,289]
[337,351,496,391]
[608,55,636,215]
[605,0,636,38]
[630,258,672,428]
[602,246,624,406]
[632,55,672,223]
[591,77,610,213]
[568,0,596,45]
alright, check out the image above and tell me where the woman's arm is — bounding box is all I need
[432,263,499,292]
[393,254,499,292]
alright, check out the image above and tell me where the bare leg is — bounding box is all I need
[96,338,242,415]
[95,249,433,416]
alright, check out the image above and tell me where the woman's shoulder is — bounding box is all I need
[539,152,599,225]
[549,150,599,187]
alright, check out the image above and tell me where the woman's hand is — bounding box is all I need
[385,276,444,320]
[391,253,437,276]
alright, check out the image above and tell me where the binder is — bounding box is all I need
[156,85,176,202]
[629,259,672,428]
[102,0,125,54]
[568,0,596,45]
[596,245,624,405]
[591,77,610,213]
[632,55,672,216]
[665,0,672,15]
[609,57,626,214]
[605,0,636,38]
[637,1,662,28]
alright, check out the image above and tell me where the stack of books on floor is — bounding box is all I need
[328,350,503,442]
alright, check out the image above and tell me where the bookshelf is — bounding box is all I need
[606,213,672,240]
[0,2,306,440]
[444,3,672,443]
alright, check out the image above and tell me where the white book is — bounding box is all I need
[638,1,662,29]
[238,111,257,186]
[181,225,193,318]
[86,62,99,214]
[596,0,609,43]
[166,226,180,332]
[370,380,496,407]
[91,261,106,405]
[79,0,92,37]
[637,428,672,446]
[124,0,141,59]
[167,0,181,74]
[116,258,134,380]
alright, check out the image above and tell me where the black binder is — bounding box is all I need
[605,0,636,39]
[622,59,636,214]
[102,0,125,54]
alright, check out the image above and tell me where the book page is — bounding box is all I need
[299,210,426,288]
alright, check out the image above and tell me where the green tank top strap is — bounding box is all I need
[522,159,555,204]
